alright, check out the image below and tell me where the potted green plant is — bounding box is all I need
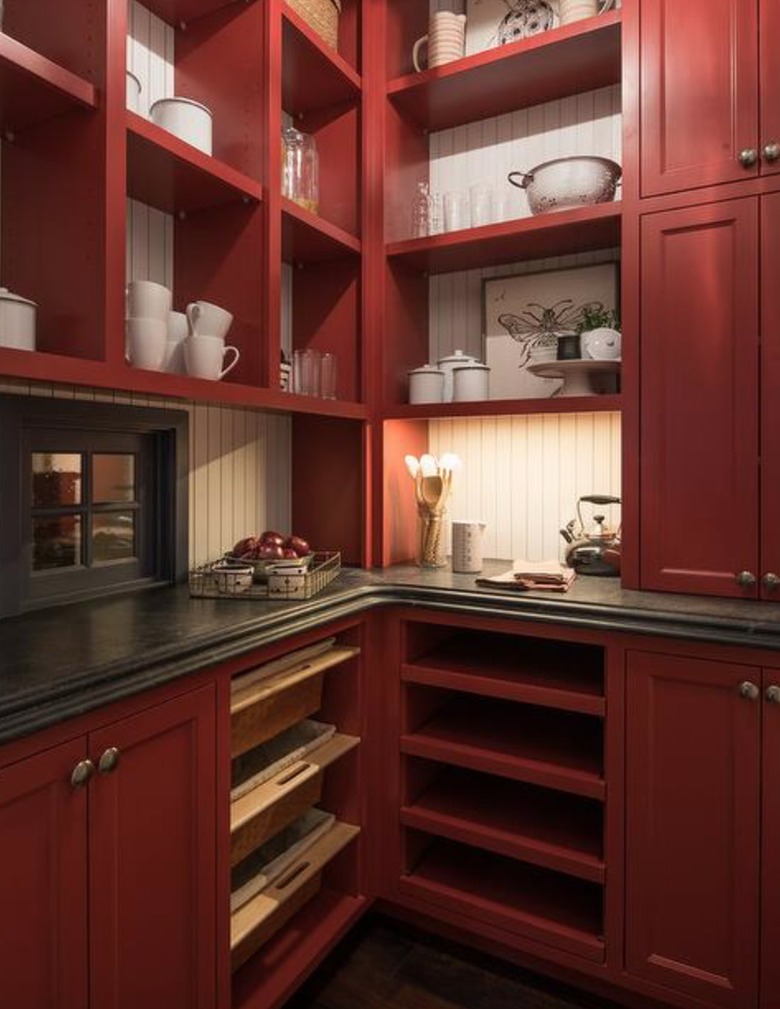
[576,305,621,360]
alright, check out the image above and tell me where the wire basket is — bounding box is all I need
[287,0,341,49]
[189,552,341,601]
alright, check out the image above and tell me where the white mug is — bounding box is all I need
[186,300,233,339]
[163,311,188,373]
[451,520,486,574]
[413,12,466,72]
[183,334,240,380]
[126,318,167,371]
[126,280,171,322]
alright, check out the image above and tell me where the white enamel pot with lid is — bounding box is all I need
[150,97,213,155]
[437,349,478,402]
[0,287,36,351]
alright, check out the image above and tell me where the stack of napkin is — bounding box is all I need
[476,559,576,592]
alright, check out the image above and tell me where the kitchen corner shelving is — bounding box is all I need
[282,3,362,114]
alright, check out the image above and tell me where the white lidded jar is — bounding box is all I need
[452,361,490,401]
[0,287,36,351]
[437,349,478,402]
[408,364,445,404]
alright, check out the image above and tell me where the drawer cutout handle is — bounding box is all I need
[275,861,310,890]
[276,763,312,786]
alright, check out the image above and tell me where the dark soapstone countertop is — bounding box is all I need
[2,559,780,744]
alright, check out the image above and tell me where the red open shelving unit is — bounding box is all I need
[282,197,361,263]
[282,3,361,115]
[387,11,621,132]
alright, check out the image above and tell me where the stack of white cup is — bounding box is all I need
[558,0,600,24]
[183,301,240,381]
[125,280,172,372]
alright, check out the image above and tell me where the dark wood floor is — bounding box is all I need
[283,915,628,1009]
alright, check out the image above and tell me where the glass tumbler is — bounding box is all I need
[293,348,321,395]
[469,183,494,227]
[443,191,470,232]
[320,353,338,399]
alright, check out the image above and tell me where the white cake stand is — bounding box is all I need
[527,359,621,398]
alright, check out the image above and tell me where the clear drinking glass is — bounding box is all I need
[443,191,470,232]
[320,353,338,399]
[293,348,321,395]
[428,192,444,235]
[469,183,494,227]
[412,181,431,238]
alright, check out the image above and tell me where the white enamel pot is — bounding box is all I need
[0,287,36,351]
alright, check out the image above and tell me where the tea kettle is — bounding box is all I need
[560,494,621,576]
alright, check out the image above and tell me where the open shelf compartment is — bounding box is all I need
[282,2,361,116]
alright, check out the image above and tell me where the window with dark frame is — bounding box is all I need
[0,396,188,617]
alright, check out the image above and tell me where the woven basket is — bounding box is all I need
[288,0,341,50]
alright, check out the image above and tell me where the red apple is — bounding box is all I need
[284,534,310,557]
[232,535,257,558]
[258,542,284,560]
[281,547,298,559]
[259,530,285,548]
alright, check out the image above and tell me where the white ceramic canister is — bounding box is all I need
[437,349,478,402]
[126,71,142,113]
[451,520,486,574]
[452,361,490,402]
[408,364,445,404]
[150,97,213,155]
[0,287,36,351]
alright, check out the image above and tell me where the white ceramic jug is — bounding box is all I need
[451,520,486,574]
[413,12,467,72]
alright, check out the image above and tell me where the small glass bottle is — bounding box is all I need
[411,181,431,238]
[282,126,304,203]
[301,131,320,214]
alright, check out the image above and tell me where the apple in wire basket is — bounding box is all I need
[231,531,311,560]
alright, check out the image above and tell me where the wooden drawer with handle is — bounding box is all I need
[230,732,359,865]
[231,645,359,758]
[230,820,360,971]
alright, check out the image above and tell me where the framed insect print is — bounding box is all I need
[482,262,619,399]
[465,0,559,57]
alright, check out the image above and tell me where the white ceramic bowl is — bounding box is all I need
[150,97,213,155]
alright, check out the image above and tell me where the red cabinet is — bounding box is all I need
[640,0,780,197]
[0,738,89,1009]
[639,193,780,599]
[625,650,761,1009]
[626,648,780,1009]
[0,683,217,1009]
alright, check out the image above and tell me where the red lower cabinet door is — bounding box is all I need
[640,199,760,597]
[88,685,217,1009]
[0,738,89,1009]
[762,670,780,1007]
[625,651,760,1009]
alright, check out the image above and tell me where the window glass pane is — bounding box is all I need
[32,453,82,507]
[93,512,136,563]
[93,454,135,504]
[33,516,82,570]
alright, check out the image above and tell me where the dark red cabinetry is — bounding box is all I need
[0,683,217,1009]
[625,648,780,1009]
[640,0,780,197]
[639,194,780,599]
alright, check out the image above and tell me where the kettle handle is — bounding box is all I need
[507,170,533,190]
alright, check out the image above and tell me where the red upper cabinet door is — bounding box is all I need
[0,738,89,1009]
[640,0,760,196]
[761,193,780,597]
[88,685,217,1009]
[762,669,780,1008]
[625,650,761,1009]
[640,198,760,597]
[759,0,780,176]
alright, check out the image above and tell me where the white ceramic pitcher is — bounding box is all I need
[451,520,486,574]
[413,12,467,72]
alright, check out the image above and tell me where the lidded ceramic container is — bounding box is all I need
[452,362,490,402]
[437,349,478,402]
[150,97,213,155]
[408,364,444,404]
[0,287,36,351]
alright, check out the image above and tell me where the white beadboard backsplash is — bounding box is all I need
[429,412,621,563]
[0,379,292,569]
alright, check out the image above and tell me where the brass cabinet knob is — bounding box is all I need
[736,570,757,588]
[70,759,95,788]
[98,747,121,774]
[762,141,780,163]
[739,681,760,701]
[738,148,759,167]
[766,685,780,705]
[763,572,780,591]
